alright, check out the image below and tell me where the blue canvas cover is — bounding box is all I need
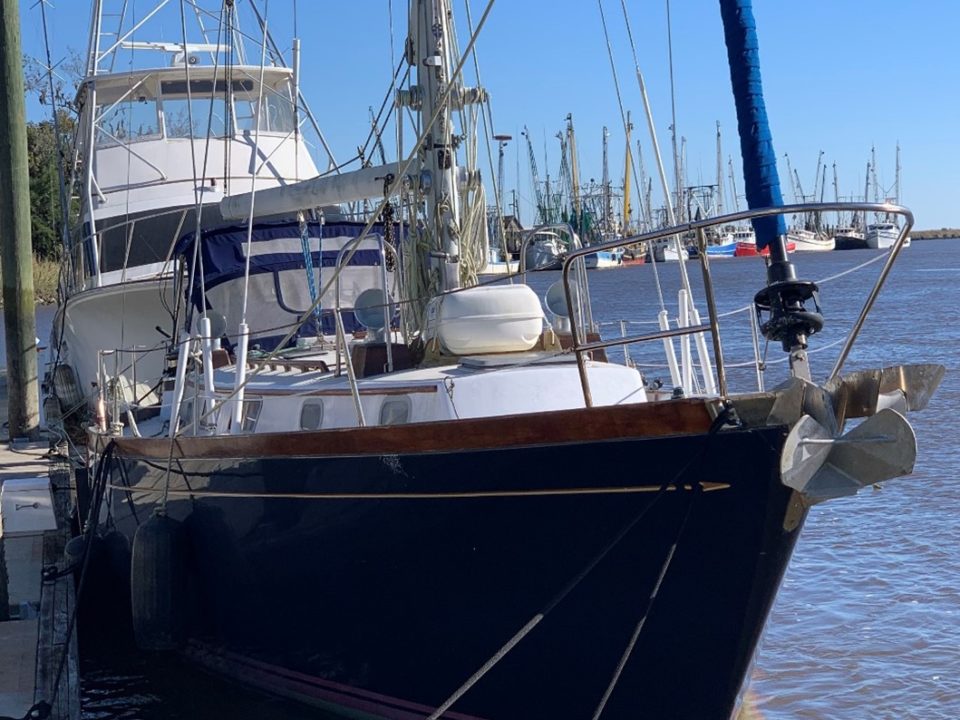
[176,220,401,349]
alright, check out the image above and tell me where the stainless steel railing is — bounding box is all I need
[560,201,914,406]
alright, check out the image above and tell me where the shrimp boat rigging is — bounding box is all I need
[59,1,943,719]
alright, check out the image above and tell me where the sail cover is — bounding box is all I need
[175,220,401,349]
[718,0,786,249]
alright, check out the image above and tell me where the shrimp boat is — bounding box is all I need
[867,221,912,249]
[788,227,835,252]
[733,227,796,257]
[59,2,943,719]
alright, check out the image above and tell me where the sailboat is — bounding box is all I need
[53,2,942,719]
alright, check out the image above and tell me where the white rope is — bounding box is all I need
[426,615,543,720]
[816,251,887,284]
[591,541,678,719]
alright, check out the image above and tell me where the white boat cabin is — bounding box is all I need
[73,65,316,289]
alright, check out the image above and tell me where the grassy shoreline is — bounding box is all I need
[0,258,60,307]
[33,258,59,305]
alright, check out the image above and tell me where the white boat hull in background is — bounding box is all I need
[585,249,624,269]
[866,224,911,249]
[788,229,835,252]
[54,278,176,412]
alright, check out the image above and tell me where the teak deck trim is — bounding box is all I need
[111,399,716,460]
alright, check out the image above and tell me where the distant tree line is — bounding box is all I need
[22,50,83,261]
[910,229,960,240]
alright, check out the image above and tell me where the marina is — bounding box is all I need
[1,241,958,718]
[1,0,957,718]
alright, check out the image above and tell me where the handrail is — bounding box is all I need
[519,222,595,336]
[828,218,912,379]
[560,201,914,406]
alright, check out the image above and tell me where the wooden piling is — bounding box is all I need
[0,0,41,440]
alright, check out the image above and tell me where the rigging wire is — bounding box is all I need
[185,0,228,331]
[463,0,512,286]
[610,0,715,394]
[36,0,77,420]
[666,0,681,222]
[596,0,666,313]
[591,484,698,719]
[184,0,500,433]
[240,0,271,325]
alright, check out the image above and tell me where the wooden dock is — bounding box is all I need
[0,371,80,719]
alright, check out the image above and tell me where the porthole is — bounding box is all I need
[379,396,411,426]
[300,400,324,430]
[241,399,262,432]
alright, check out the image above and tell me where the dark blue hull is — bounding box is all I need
[105,410,802,719]
[834,234,869,251]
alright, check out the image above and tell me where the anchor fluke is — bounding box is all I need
[780,409,917,504]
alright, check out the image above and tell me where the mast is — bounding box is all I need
[895,142,901,205]
[715,121,724,215]
[494,134,511,213]
[494,133,511,252]
[832,162,841,227]
[861,160,871,229]
[409,0,462,291]
[543,134,553,223]
[812,150,824,203]
[556,131,569,219]
[566,114,582,234]
[728,156,740,212]
[521,127,546,224]
[793,168,805,203]
[674,134,686,221]
[622,112,633,233]
[601,126,611,235]
[783,153,797,203]
[641,142,652,230]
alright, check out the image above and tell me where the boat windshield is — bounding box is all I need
[95,74,296,145]
[96,87,161,146]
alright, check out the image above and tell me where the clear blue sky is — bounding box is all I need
[17,0,960,229]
